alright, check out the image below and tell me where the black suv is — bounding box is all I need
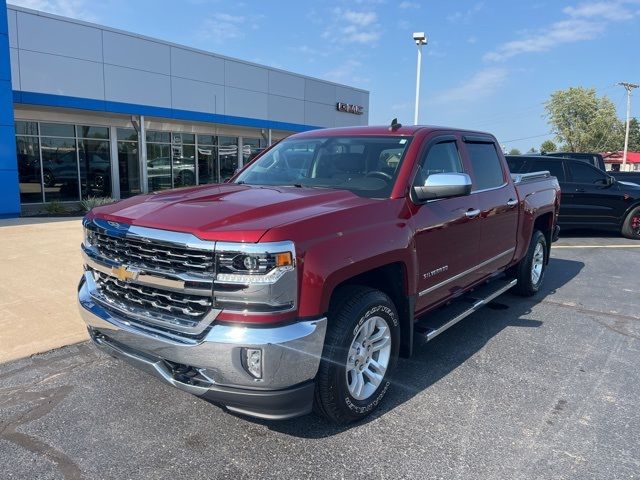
[507,155,640,239]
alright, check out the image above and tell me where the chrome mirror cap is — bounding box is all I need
[412,173,472,202]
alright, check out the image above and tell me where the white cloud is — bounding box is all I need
[399,1,420,9]
[323,8,382,44]
[198,12,263,43]
[485,0,639,61]
[447,2,484,24]
[564,1,638,20]
[432,67,508,104]
[11,0,96,21]
[324,59,370,86]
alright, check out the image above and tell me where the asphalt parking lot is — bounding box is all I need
[1,233,639,479]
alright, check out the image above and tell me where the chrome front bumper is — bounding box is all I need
[78,273,327,419]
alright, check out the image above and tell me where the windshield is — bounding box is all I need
[233,136,411,198]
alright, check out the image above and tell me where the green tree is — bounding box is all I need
[627,117,640,151]
[544,87,624,152]
[540,140,557,153]
[508,148,522,155]
[528,147,538,153]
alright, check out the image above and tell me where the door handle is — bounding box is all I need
[506,198,518,207]
[465,208,481,219]
[575,188,585,193]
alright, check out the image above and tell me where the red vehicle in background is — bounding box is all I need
[78,123,560,424]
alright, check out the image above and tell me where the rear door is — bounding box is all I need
[564,161,627,226]
[462,136,519,277]
[411,134,482,312]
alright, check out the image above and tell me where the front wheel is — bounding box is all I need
[621,206,640,240]
[313,286,400,424]
[510,230,547,297]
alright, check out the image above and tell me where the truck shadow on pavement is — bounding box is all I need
[250,257,584,438]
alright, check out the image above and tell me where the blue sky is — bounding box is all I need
[11,0,640,152]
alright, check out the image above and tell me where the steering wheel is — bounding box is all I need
[365,171,393,181]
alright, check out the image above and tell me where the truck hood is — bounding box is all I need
[91,184,375,243]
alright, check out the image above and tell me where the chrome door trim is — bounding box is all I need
[418,247,516,297]
[471,182,508,195]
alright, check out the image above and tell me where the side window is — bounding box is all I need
[531,160,566,182]
[506,156,528,173]
[413,141,462,186]
[568,162,606,184]
[466,142,505,191]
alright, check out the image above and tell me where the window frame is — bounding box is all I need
[462,136,507,194]
[565,160,608,185]
[411,135,465,189]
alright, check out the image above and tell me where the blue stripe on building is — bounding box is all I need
[0,0,19,218]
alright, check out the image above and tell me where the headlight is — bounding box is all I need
[213,241,297,313]
[83,226,97,248]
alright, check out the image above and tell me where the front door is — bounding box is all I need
[564,161,627,227]
[411,135,482,313]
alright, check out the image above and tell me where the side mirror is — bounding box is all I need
[412,173,472,202]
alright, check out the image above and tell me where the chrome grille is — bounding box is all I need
[93,231,214,276]
[92,270,212,328]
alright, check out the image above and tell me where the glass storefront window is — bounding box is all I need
[40,123,75,138]
[78,126,109,140]
[16,136,42,203]
[197,144,218,185]
[219,136,238,182]
[197,135,215,145]
[117,128,140,199]
[15,121,38,136]
[41,136,79,202]
[147,140,172,192]
[173,144,196,187]
[243,137,264,164]
[146,131,170,143]
[79,139,111,198]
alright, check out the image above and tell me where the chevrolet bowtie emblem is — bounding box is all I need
[111,265,138,282]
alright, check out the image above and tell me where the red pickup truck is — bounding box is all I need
[78,124,560,424]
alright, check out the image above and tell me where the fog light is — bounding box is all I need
[242,348,263,379]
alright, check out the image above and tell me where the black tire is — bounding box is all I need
[510,230,547,297]
[313,286,400,424]
[621,206,640,240]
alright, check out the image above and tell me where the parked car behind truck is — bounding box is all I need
[78,125,560,424]
[507,155,640,239]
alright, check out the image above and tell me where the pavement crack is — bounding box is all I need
[0,385,84,480]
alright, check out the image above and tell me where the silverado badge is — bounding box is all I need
[111,265,138,282]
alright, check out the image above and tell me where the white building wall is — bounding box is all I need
[7,5,369,128]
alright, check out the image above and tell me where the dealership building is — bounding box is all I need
[0,1,369,217]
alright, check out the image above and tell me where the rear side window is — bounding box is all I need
[531,160,566,182]
[466,142,505,191]
[506,156,528,173]
[568,162,606,184]
[413,141,463,186]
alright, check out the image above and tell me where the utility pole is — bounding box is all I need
[413,32,427,125]
[619,82,639,169]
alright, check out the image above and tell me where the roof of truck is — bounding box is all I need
[292,125,494,138]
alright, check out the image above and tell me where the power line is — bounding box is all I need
[501,132,553,144]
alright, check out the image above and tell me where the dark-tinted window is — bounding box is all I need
[531,160,566,182]
[79,139,111,198]
[78,126,109,139]
[15,121,38,136]
[568,161,606,184]
[466,142,505,191]
[40,123,75,137]
[16,136,42,203]
[41,136,79,201]
[506,156,528,173]
[197,135,215,145]
[413,141,463,186]
[146,131,170,143]
[117,128,138,142]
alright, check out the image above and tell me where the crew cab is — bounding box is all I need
[507,155,640,239]
[78,125,560,424]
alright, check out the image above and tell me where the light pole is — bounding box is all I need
[619,82,639,169]
[413,32,427,125]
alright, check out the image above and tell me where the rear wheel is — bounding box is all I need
[510,230,547,297]
[313,286,400,424]
[621,206,640,240]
